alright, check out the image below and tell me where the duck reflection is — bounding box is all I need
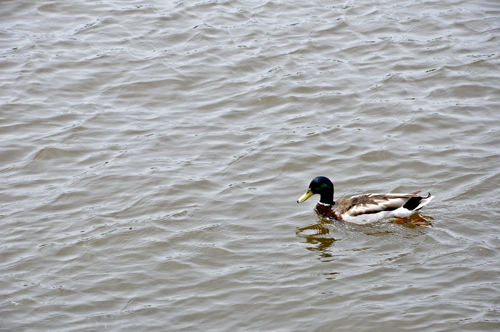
[296,220,340,260]
[297,213,432,261]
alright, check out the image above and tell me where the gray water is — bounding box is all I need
[1,0,500,331]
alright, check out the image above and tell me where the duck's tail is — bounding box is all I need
[415,192,434,211]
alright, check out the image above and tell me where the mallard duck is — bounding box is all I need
[297,176,434,224]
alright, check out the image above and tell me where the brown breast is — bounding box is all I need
[315,203,342,221]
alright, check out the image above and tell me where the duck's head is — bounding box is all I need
[297,176,335,205]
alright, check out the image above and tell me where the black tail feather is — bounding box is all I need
[403,196,423,211]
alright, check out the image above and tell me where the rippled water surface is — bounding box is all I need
[1,0,500,330]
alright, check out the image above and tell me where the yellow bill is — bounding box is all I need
[297,189,314,203]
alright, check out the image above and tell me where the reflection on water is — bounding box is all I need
[297,213,435,263]
[296,221,339,259]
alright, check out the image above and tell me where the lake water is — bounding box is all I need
[1,0,500,330]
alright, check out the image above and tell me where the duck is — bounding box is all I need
[297,176,434,225]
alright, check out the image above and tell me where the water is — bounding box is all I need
[1,0,500,330]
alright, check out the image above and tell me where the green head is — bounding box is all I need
[297,176,335,205]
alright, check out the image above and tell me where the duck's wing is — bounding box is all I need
[341,191,426,217]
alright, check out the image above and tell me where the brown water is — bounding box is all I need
[1,0,500,331]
